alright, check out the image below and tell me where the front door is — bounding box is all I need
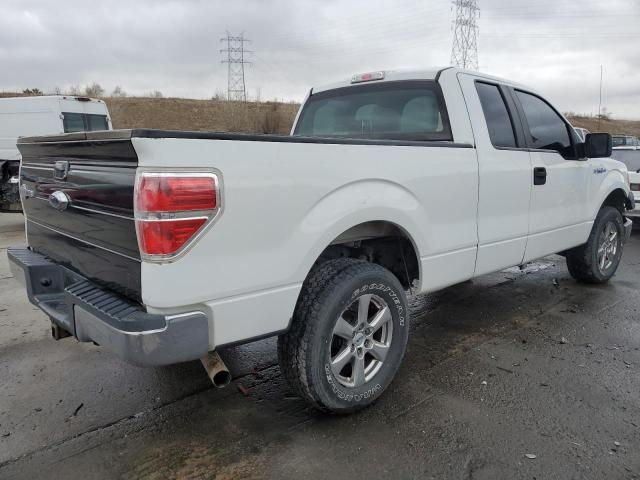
[511,90,591,262]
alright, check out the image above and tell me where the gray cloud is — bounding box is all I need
[1,0,639,118]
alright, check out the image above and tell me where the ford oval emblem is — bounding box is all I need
[48,191,71,211]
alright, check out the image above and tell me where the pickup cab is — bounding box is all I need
[8,68,635,413]
[0,95,112,211]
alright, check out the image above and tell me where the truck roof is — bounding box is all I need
[311,67,531,94]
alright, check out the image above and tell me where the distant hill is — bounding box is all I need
[104,97,299,135]
[568,115,640,138]
[3,92,639,137]
[104,97,640,138]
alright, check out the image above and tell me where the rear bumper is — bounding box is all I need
[7,246,209,367]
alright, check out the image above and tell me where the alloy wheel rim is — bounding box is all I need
[597,221,619,274]
[329,294,393,388]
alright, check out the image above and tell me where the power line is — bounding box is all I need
[450,0,480,71]
[220,32,252,101]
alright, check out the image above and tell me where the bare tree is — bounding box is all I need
[22,88,43,96]
[84,82,105,97]
[111,86,127,97]
[597,107,612,121]
[212,89,226,101]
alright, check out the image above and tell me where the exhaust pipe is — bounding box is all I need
[200,351,232,388]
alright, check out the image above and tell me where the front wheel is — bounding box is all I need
[278,259,409,414]
[566,206,625,284]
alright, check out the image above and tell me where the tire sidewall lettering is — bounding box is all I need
[324,280,406,403]
[351,282,405,327]
[324,363,382,402]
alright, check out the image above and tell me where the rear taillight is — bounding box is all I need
[134,172,221,261]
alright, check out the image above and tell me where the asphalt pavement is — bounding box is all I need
[0,212,639,480]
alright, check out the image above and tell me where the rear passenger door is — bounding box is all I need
[511,90,591,262]
[458,74,532,276]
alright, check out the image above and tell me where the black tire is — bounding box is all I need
[566,206,625,284]
[278,259,409,414]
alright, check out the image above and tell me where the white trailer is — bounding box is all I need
[0,95,111,210]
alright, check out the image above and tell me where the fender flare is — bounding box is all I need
[592,169,629,217]
[292,179,426,290]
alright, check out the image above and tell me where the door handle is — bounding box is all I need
[533,167,547,185]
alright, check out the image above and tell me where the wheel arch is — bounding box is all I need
[293,179,427,293]
[295,217,423,298]
[601,187,630,215]
[315,220,422,290]
[593,166,631,218]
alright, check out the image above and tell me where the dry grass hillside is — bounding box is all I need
[105,97,640,138]
[567,115,640,138]
[3,91,639,137]
[104,97,299,134]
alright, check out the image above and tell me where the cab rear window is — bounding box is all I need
[63,113,109,133]
[294,81,452,142]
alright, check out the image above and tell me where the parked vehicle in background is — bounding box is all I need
[611,145,640,221]
[7,68,635,413]
[573,127,590,142]
[0,95,112,211]
[612,134,640,150]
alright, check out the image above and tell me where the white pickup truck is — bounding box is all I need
[8,68,635,413]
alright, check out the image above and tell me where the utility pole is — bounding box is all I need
[598,64,603,129]
[220,32,252,101]
[450,0,480,71]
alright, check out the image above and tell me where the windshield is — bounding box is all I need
[294,81,452,142]
[63,112,110,133]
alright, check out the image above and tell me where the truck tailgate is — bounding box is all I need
[18,131,141,301]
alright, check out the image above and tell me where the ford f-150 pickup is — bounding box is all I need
[8,68,635,413]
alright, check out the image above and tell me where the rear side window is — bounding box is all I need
[515,91,572,156]
[294,81,452,142]
[86,114,109,131]
[63,113,109,133]
[62,113,85,133]
[475,82,517,148]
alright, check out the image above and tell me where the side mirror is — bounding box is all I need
[584,133,612,158]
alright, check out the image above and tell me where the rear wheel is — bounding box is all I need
[566,206,625,284]
[278,259,409,413]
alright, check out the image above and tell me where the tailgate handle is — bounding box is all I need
[53,161,69,180]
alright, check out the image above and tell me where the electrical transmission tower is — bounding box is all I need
[450,0,479,71]
[220,32,252,101]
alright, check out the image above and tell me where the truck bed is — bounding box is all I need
[20,128,472,147]
[17,128,476,347]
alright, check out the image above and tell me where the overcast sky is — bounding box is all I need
[2,0,639,118]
